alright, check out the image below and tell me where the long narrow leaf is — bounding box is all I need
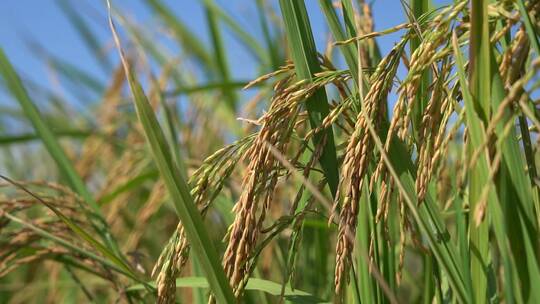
[107,5,235,303]
[279,0,339,196]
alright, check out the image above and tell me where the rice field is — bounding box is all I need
[1,0,540,303]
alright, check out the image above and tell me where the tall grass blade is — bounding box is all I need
[279,0,339,196]
[107,5,235,303]
[356,183,376,304]
[409,0,431,136]
[318,0,359,86]
[340,0,357,42]
[468,2,492,302]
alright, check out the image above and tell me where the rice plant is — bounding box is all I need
[1,0,539,303]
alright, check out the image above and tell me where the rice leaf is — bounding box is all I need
[107,6,235,303]
[409,0,432,137]
[279,0,340,196]
[318,0,360,89]
[468,3,493,301]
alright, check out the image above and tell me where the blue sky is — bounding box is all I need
[0,1,411,94]
[0,0,454,120]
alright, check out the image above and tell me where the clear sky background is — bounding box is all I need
[0,0,449,113]
[0,1,402,90]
